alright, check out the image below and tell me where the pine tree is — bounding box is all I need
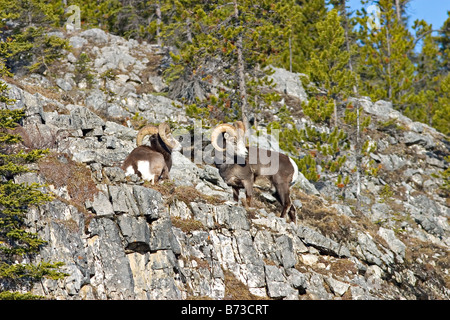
[356,0,416,111]
[432,73,450,136]
[0,0,69,74]
[302,9,356,125]
[0,72,66,298]
[437,13,450,73]
[404,19,443,126]
[162,0,283,127]
[273,0,328,74]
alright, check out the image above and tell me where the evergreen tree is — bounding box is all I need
[273,0,328,74]
[162,0,283,128]
[0,0,69,74]
[405,19,443,127]
[437,12,450,73]
[432,73,450,136]
[0,91,66,299]
[302,9,356,125]
[356,0,416,111]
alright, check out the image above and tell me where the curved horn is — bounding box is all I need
[210,123,237,152]
[158,122,179,150]
[136,125,159,146]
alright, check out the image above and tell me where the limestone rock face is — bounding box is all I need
[2,27,448,301]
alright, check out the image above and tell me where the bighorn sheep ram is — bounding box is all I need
[122,123,180,184]
[211,121,299,222]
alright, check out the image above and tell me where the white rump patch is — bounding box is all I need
[289,157,299,185]
[125,166,135,176]
[137,160,155,183]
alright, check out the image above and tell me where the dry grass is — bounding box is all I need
[294,190,355,242]
[292,188,393,254]
[171,216,207,233]
[148,181,226,206]
[223,269,266,300]
[38,153,99,205]
[401,236,450,295]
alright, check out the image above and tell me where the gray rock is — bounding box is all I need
[355,232,394,267]
[88,191,114,217]
[199,165,229,189]
[71,105,105,130]
[324,276,350,297]
[117,215,150,252]
[350,286,378,300]
[170,151,201,186]
[216,205,250,231]
[234,230,264,266]
[403,131,434,148]
[103,166,126,183]
[364,100,392,117]
[190,202,250,231]
[87,218,135,299]
[425,155,445,168]
[109,184,138,215]
[80,28,109,44]
[104,121,137,141]
[275,235,297,269]
[132,185,164,219]
[56,78,73,91]
[305,273,332,300]
[296,225,351,258]
[331,204,355,217]
[139,94,187,122]
[377,227,406,261]
[267,66,308,102]
[69,36,87,48]
[190,202,216,229]
[286,268,307,290]
[362,100,412,126]
[85,89,107,112]
[148,75,168,92]
[95,45,137,72]
[265,265,293,298]
[168,199,193,220]
[294,171,320,195]
[148,217,179,253]
[371,202,391,222]
[194,181,231,201]
[408,122,424,133]
[378,154,406,171]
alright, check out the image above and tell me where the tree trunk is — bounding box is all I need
[156,0,162,46]
[186,17,193,43]
[386,26,392,100]
[340,0,361,211]
[289,36,292,73]
[234,0,250,132]
[395,0,401,22]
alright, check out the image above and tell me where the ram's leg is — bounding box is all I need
[160,165,170,181]
[274,181,291,219]
[232,186,240,202]
[242,180,253,208]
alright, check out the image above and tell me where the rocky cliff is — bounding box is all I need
[2,28,449,300]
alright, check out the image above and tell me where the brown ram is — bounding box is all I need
[122,123,180,184]
[211,121,299,222]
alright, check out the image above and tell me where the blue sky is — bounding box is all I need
[346,0,449,29]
